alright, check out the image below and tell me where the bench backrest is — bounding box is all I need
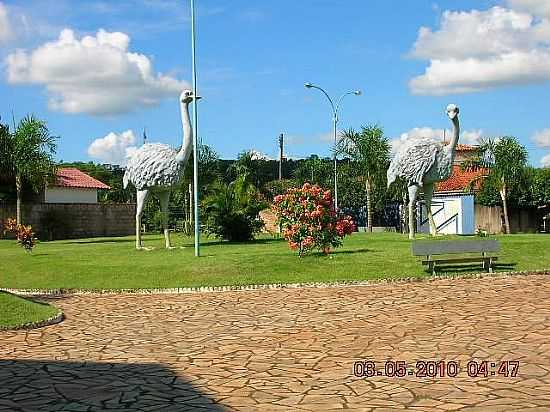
[411,239,500,256]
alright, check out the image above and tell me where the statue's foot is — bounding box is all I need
[166,246,177,250]
[136,246,154,251]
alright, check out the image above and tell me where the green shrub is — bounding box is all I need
[203,177,266,242]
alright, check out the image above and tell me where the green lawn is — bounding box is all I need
[0,232,549,290]
[0,292,60,329]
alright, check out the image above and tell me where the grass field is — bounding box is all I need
[0,232,548,290]
[0,292,59,329]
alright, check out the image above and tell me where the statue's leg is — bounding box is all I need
[424,183,437,236]
[408,185,419,240]
[159,191,173,249]
[136,190,149,249]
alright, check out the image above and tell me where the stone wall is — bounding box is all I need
[0,202,135,240]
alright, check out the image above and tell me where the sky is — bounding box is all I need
[1,0,550,167]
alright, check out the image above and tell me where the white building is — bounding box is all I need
[44,168,110,204]
[417,145,487,235]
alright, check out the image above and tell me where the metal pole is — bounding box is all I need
[278,133,283,180]
[190,0,200,257]
[333,114,338,210]
[304,83,361,212]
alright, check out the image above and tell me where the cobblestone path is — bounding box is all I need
[1,275,550,411]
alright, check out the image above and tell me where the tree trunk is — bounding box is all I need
[15,173,22,225]
[366,177,373,232]
[500,178,511,234]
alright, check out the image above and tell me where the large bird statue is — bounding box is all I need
[123,90,200,249]
[387,104,460,239]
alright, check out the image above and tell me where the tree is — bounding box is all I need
[227,150,273,188]
[0,115,57,224]
[292,155,332,188]
[337,125,390,231]
[467,137,528,234]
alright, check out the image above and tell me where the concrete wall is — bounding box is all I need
[44,187,97,203]
[0,202,135,240]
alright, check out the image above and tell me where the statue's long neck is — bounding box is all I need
[445,117,460,161]
[176,101,192,164]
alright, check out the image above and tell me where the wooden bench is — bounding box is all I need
[412,239,500,275]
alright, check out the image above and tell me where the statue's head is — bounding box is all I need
[446,104,459,120]
[180,90,201,104]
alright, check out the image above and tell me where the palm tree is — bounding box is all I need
[338,125,390,231]
[0,115,57,224]
[465,137,528,234]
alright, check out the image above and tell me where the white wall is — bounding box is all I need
[418,194,475,235]
[44,187,98,204]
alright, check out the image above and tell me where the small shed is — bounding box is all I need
[417,160,487,235]
[44,168,110,204]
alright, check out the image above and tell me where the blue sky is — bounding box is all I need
[1,0,550,167]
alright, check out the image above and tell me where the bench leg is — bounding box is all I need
[428,261,435,276]
[483,258,493,273]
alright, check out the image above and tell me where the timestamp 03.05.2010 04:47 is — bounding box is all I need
[353,360,519,379]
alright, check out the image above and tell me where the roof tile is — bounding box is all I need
[52,168,110,190]
[436,165,488,192]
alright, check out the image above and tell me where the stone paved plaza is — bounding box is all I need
[1,274,550,411]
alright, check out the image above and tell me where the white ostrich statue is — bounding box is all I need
[387,104,460,239]
[123,90,200,249]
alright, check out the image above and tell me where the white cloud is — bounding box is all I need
[88,130,138,165]
[508,0,550,19]
[390,127,483,153]
[410,6,550,95]
[541,154,550,167]
[249,149,272,161]
[5,28,188,115]
[0,2,13,43]
[461,129,484,145]
[532,129,550,148]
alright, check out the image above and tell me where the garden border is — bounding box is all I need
[1,269,549,297]
[0,308,64,331]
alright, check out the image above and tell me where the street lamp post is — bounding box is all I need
[190,0,200,257]
[304,83,361,210]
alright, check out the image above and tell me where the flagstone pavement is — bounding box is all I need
[1,274,550,411]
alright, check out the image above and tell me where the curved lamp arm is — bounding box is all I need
[305,83,336,118]
[334,90,362,122]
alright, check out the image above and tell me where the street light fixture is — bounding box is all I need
[304,82,362,210]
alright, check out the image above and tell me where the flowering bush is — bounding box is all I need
[272,183,355,256]
[2,217,37,252]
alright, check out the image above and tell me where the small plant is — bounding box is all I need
[476,227,489,237]
[272,183,355,256]
[2,217,37,252]
[2,217,18,235]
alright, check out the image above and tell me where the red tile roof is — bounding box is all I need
[52,168,110,190]
[456,144,478,152]
[443,143,479,152]
[436,165,488,192]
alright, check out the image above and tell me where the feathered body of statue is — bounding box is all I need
[387,104,460,239]
[124,90,200,249]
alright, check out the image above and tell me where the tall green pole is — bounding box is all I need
[190,0,200,257]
